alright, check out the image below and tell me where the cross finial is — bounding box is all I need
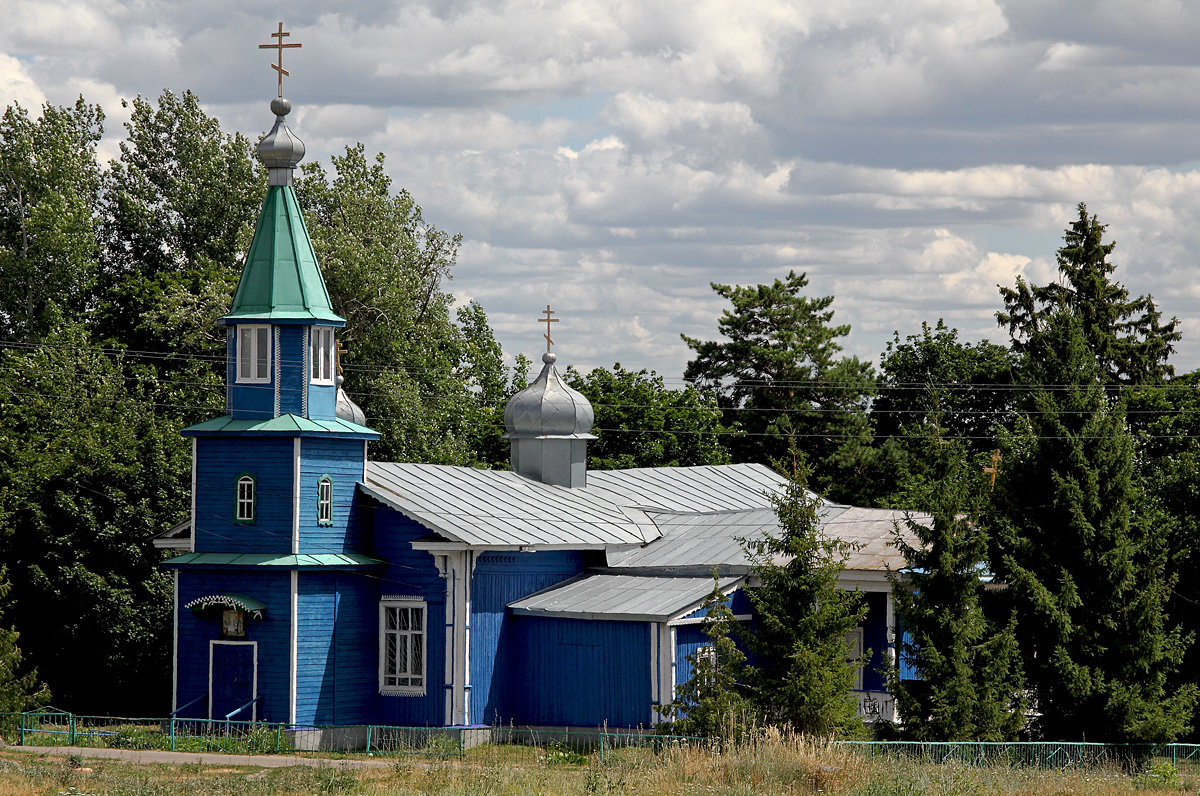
[258,22,303,98]
[538,305,559,352]
[983,449,1002,492]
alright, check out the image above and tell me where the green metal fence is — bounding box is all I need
[3,709,1198,771]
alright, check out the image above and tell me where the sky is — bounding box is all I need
[5,0,1200,379]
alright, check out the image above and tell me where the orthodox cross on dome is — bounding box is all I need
[258,22,302,98]
[538,304,559,352]
[983,449,1002,491]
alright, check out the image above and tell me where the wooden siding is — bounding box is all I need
[468,551,584,726]
[673,624,707,693]
[370,509,448,726]
[229,381,276,420]
[194,437,294,554]
[506,617,651,727]
[307,383,336,421]
[277,325,306,416]
[861,592,889,692]
[298,438,368,554]
[296,573,377,724]
[176,570,292,723]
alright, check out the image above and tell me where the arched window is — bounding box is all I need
[317,476,333,525]
[236,475,256,523]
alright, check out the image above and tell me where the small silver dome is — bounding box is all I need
[335,375,367,426]
[257,97,305,182]
[504,352,596,439]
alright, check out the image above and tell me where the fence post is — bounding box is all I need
[365,725,372,755]
[68,713,75,747]
[276,723,282,753]
[18,712,24,746]
[170,718,175,752]
[600,732,605,764]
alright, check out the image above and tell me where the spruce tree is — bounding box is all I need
[987,311,1195,741]
[889,439,1025,740]
[659,577,755,738]
[744,462,867,736]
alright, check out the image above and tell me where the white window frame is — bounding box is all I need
[845,628,864,691]
[237,325,272,384]
[379,599,427,696]
[310,326,336,385]
[317,476,333,525]
[236,475,255,523]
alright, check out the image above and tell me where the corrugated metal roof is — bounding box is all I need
[508,574,742,621]
[362,462,660,548]
[584,463,788,513]
[608,503,926,573]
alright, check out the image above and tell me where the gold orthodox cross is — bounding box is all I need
[538,305,559,352]
[336,342,348,377]
[258,22,302,97]
[983,449,1002,491]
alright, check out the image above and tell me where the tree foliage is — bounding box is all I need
[998,203,1179,386]
[0,568,51,714]
[658,577,755,738]
[682,271,875,501]
[986,312,1195,741]
[743,463,867,736]
[566,363,731,470]
[889,440,1025,740]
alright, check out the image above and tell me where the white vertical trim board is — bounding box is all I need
[290,570,298,725]
[171,571,179,713]
[653,623,673,724]
[442,556,454,724]
[208,640,259,722]
[292,438,301,554]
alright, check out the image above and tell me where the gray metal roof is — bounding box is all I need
[362,462,659,547]
[828,506,927,571]
[508,573,743,622]
[584,463,789,513]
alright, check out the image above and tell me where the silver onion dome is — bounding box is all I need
[504,352,595,439]
[257,97,305,184]
[334,374,367,426]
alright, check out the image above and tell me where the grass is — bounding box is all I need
[1,729,1197,795]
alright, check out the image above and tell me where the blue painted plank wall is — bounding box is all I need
[298,438,367,554]
[468,551,584,726]
[860,592,888,692]
[676,587,752,623]
[296,572,377,725]
[673,624,708,695]
[277,326,305,416]
[369,507,447,726]
[194,437,294,554]
[176,570,292,723]
[506,617,651,727]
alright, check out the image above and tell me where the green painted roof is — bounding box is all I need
[162,553,385,569]
[181,413,379,439]
[222,185,344,324]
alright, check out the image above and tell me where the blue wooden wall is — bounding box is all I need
[194,437,294,554]
[505,617,650,727]
[370,508,448,726]
[468,550,584,725]
[176,570,292,723]
[860,592,888,692]
[296,572,377,725]
[298,438,366,554]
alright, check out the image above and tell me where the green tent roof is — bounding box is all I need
[181,413,379,439]
[221,185,344,324]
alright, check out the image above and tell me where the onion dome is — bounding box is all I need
[504,352,596,439]
[335,374,367,426]
[257,97,305,184]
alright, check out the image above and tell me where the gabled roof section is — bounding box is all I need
[508,573,743,622]
[584,463,789,513]
[221,185,344,325]
[361,462,660,548]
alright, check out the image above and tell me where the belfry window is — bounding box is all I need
[237,325,271,383]
[317,476,333,525]
[311,327,335,384]
[236,476,256,523]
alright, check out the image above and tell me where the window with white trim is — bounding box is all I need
[317,476,333,525]
[237,325,271,383]
[379,600,426,695]
[845,628,864,691]
[236,475,256,523]
[311,326,335,384]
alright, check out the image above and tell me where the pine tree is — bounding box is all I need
[0,569,50,715]
[889,439,1025,740]
[658,577,755,738]
[744,462,867,736]
[987,311,1195,741]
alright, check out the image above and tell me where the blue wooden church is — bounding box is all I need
[161,91,916,731]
